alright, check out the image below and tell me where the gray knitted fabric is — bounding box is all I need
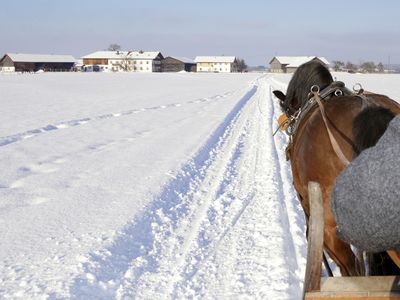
[331,116,400,253]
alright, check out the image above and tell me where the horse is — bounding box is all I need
[273,61,400,276]
[351,106,400,275]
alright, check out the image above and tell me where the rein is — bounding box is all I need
[311,86,350,166]
[286,81,355,136]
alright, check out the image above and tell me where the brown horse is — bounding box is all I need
[273,61,400,276]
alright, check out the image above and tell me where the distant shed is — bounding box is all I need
[162,56,196,72]
[269,56,329,73]
[0,53,76,72]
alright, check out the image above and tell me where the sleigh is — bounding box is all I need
[303,182,400,299]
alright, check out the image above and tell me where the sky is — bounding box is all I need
[1,0,400,66]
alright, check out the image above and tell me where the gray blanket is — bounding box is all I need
[331,116,400,252]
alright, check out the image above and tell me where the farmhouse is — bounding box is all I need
[162,56,196,72]
[81,51,164,72]
[269,56,329,73]
[195,56,238,73]
[0,53,76,72]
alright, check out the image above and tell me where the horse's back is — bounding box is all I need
[290,94,400,213]
[291,96,361,188]
[365,93,400,113]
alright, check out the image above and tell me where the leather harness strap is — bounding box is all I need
[312,90,350,166]
[282,81,364,165]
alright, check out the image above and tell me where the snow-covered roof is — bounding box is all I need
[82,51,162,60]
[128,51,162,60]
[195,56,236,63]
[167,56,195,64]
[270,56,329,67]
[6,53,76,63]
[82,51,129,59]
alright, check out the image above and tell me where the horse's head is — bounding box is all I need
[273,61,333,116]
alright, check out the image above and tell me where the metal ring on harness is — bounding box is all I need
[286,124,294,136]
[353,83,364,94]
[334,89,343,97]
[310,85,320,94]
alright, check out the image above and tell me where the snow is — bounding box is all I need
[82,51,161,60]
[270,56,329,67]
[5,53,76,63]
[194,56,236,63]
[0,71,399,299]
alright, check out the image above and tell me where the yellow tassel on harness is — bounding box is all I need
[273,113,290,136]
[278,113,289,131]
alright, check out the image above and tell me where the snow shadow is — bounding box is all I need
[69,85,257,298]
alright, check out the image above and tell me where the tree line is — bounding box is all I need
[331,60,386,73]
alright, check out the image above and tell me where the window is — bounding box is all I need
[146,61,149,64]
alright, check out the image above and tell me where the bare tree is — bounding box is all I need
[108,43,122,51]
[236,58,248,72]
[345,62,357,72]
[377,62,384,73]
[332,60,345,71]
[115,51,133,72]
[360,61,376,73]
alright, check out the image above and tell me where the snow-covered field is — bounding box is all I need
[1,72,400,299]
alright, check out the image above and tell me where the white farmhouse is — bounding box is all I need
[195,56,238,73]
[128,51,163,72]
[81,51,163,72]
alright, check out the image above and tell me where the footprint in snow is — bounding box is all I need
[29,197,50,205]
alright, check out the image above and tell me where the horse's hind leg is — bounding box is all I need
[324,223,359,276]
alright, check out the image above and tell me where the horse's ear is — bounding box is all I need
[273,90,286,101]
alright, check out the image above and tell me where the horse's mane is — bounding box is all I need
[282,61,333,113]
[353,106,395,154]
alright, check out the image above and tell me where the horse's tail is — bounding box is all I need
[353,106,395,155]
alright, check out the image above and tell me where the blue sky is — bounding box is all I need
[1,0,400,66]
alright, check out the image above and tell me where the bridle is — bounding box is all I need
[285,81,358,136]
[281,81,366,166]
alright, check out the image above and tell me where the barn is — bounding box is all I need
[162,56,196,72]
[269,56,329,73]
[0,53,76,72]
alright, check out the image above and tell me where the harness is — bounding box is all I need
[285,81,359,136]
[276,81,367,165]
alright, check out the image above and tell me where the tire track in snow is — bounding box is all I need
[171,78,304,299]
[267,79,307,285]
[69,83,259,299]
[70,76,306,299]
